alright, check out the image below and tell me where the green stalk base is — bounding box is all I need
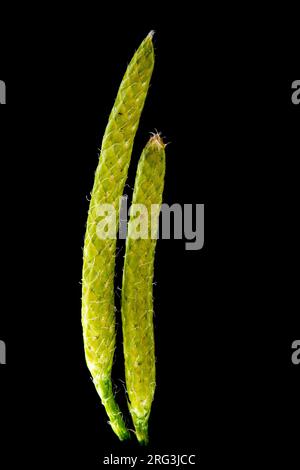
[132,415,149,445]
[97,377,131,441]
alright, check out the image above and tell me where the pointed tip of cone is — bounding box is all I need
[148,30,155,39]
[148,132,165,149]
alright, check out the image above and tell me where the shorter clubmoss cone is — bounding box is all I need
[122,134,166,445]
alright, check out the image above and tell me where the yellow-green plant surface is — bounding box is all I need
[122,134,166,444]
[82,32,154,440]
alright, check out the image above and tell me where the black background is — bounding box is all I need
[0,8,299,468]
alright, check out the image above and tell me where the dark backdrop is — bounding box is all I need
[0,9,299,468]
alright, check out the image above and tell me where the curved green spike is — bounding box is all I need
[122,134,166,444]
[82,32,155,440]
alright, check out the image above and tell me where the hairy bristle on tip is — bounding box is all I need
[149,132,165,149]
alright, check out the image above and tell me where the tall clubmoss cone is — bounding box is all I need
[82,32,155,440]
[122,134,166,444]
